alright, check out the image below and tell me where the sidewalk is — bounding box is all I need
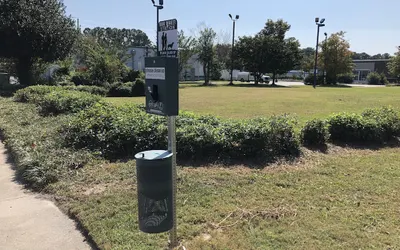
[0,143,91,250]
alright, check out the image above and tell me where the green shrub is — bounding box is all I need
[62,103,166,159]
[367,72,382,85]
[301,119,329,146]
[380,73,389,85]
[362,106,400,141]
[337,74,354,84]
[0,98,94,190]
[327,113,384,144]
[131,79,145,97]
[63,85,108,96]
[71,73,91,86]
[304,74,324,85]
[62,105,300,162]
[108,82,134,97]
[13,85,63,103]
[38,90,102,115]
[122,69,144,83]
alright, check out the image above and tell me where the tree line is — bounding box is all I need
[1,0,400,86]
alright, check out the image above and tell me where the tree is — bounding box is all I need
[320,32,354,84]
[352,52,371,60]
[235,19,301,85]
[83,27,152,49]
[196,27,217,85]
[235,35,266,84]
[258,19,301,85]
[0,0,78,85]
[73,36,126,85]
[178,30,196,77]
[388,47,400,79]
[300,47,316,73]
[215,43,232,70]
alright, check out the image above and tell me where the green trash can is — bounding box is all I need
[135,150,173,233]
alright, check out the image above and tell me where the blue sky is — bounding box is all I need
[64,0,400,55]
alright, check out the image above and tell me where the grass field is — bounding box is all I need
[2,85,400,249]
[107,84,400,122]
[58,147,400,249]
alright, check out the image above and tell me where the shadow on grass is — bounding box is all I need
[316,84,353,88]
[227,83,289,88]
[303,144,329,153]
[177,152,301,169]
[329,138,400,150]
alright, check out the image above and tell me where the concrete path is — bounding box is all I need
[0,143,92,250]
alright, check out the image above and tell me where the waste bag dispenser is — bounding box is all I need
[135,150,173,233]
[144,57,179,116]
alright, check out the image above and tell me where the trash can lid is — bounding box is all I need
[135,150,173,161]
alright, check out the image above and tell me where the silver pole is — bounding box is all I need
[168,116,178,247]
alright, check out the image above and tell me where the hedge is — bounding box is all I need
[301,119,329,146]
[61,103,300,162]
[14,85,63,103]
[63,85,108,96]
[37,90,102,115]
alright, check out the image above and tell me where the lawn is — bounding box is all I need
[106,84,400,122]
[2,89,400,249]
[56,147,400,250]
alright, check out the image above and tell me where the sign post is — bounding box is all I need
[144,18,179,248]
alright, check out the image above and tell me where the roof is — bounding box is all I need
[353,59,390,63]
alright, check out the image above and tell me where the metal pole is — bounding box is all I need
[156,7,159,56]
[313,25,320,88]
[229,20,236,85]
[323,34,327,84]
[168,116,177,247]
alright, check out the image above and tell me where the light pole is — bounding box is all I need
[313,17,325,88]
[229,14,239,85]
[151,0,164,55]
[323,32,328,84]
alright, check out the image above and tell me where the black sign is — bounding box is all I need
[158,19,177,32]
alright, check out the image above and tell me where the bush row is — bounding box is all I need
[61,103,300,163]
[301,107,400,146]
[14,86,400,163]
[14,86,102,115]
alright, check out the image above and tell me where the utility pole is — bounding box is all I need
[151,0,164,55]
[313,17,326,88]
[228,14,239,85]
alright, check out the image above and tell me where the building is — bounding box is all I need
[353,59,390,82]
[126,47,156,72]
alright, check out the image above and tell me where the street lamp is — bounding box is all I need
[323,32,328,84]
[313,17,325,88]
[229,14,239,85]
[151,0,164,55]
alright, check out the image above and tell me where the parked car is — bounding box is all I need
[237,72,270,83]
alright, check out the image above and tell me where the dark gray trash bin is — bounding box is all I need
[135,150,173,233]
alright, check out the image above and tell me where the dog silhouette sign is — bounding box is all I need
[158,19,178,57]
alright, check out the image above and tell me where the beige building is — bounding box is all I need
[353,59,390,82]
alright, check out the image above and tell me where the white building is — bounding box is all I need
[126,47,156,72]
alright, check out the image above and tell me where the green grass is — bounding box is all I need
[2,96,400,249]
[55,147,400,249]
[107,85,400,122]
